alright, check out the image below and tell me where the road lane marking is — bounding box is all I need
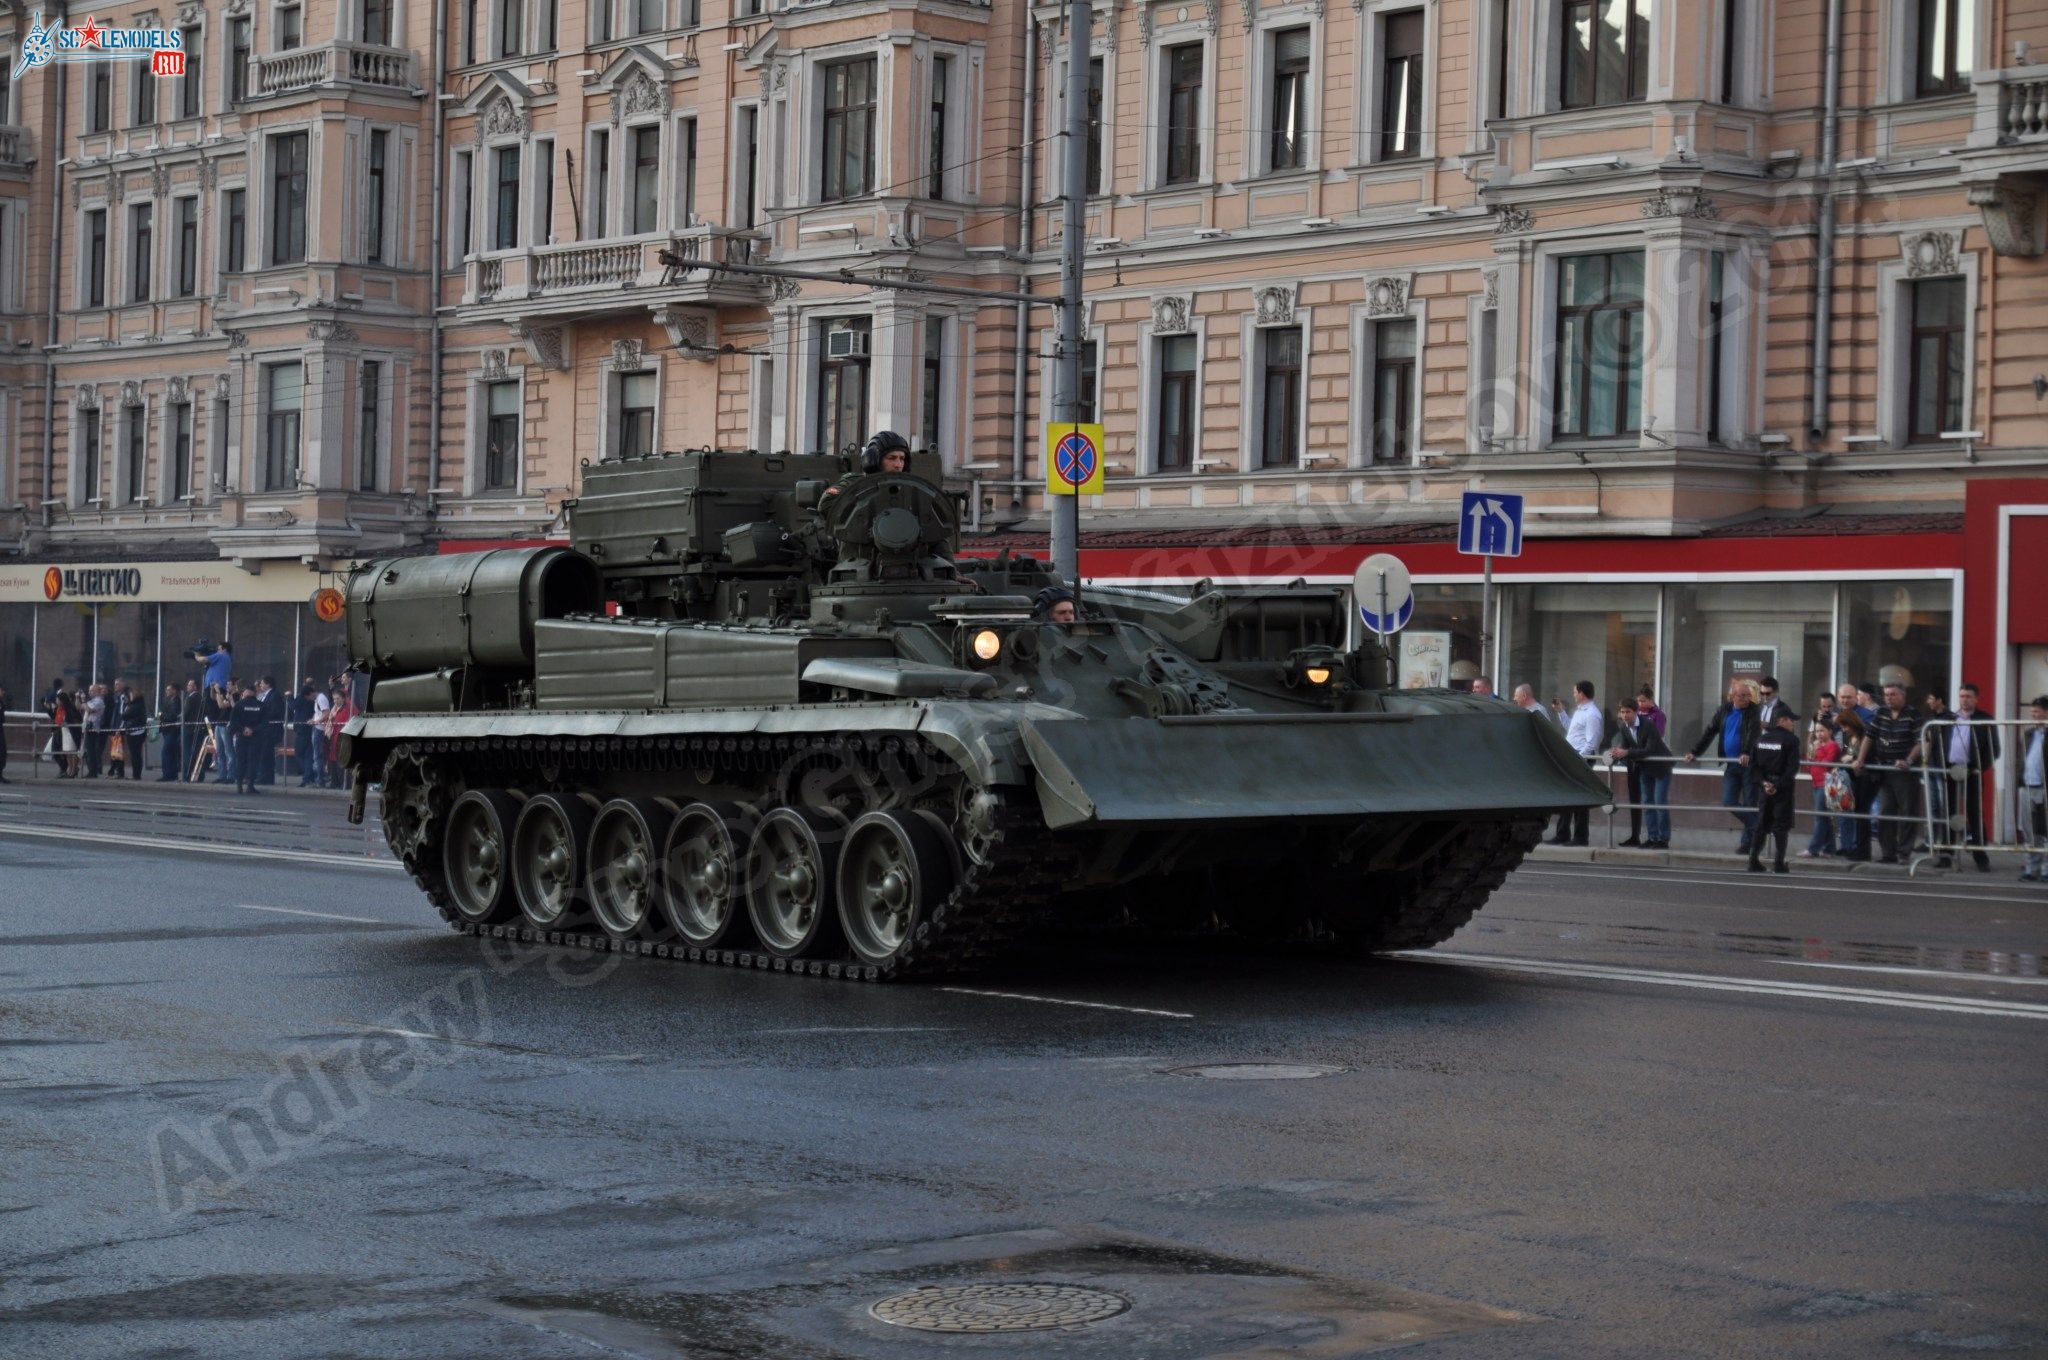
[345,1024,645,1063]
[758,1026,957,1034]
[938,987,1195,1020]
[1765,958,2048,986]
[1398,950,2048,1020]
[80,797,307,820]
[1518,865,2047,906]
[234,904,391,926]
[0,822,400,870]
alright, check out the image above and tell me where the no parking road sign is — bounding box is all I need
[1046,423,1106,496]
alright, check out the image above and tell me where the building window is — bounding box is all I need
[1706,252,1726,444]
[499,0,524,56]
[264,362,303,490]
[1371,318,1417,463]
[1258,327,1303,468]
[483,378,519,488]
[172,402,194,499]
[229,18,251,102]
[269,131,309,265]
[1163,43,1203,185]
[80,410,102,503]
[821,59,877,202]
[467,0,481,59]
[125,407,146,504]
[590,0,610,44]
[816,318,871,454]
[1085,57,1104,194]
[133,55,158,125]
[179,28,203,118]
[1079,338,1099,422]
[89,65,111,132]
[616,370,656,458]
[928,54,951,200]
[921,316,945,453]
[631,125,660,233]
[84,208,107,307]
[1553,249,1643,440]
[1379,10,1425,159]
[675,120,696,226]
[492,144,521,249]
[1915,0,1973,97]
[224,187,247,272]
[358,361,382,490]
[736,106,758,228]
[635,0,663,35]
[129,203,153,302]
[1561,0,1649,108]
[1155,332,1196,471]
[364,0,392,44]
[588,130,609,237]
[1906,276,1965,443]
[365,129,389,264]
[534,138,555,244]
[276,1,304,50]
[1269,27,1311,171]
[175,197,199,297]
[1490,0,1510,121]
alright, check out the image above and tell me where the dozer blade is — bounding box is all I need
[1018,711,1610,830]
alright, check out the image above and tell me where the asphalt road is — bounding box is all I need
[1,787,2044,1359]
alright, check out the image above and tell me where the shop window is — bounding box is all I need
[1403,584,1487,690]
[227,603,296,698]
[1840,579,1953,710]
[38,602,94,691]
[1906,276,1965,444]
[263,361,303,490]
[815,317,871,454]
[1554,249,1643,442]
[1257,327,1302,468]
[129,203,154,303]
[1502,583,1657,728]
[1155,333,1197,471]
[1269,27,1311,172]
[1370,318,1416,464]
[1560,0,1649,109]
[179,29,203,119]
[269,130,309,266]
[97,603,159,695]
[1662,582,1832,748]
[615,370,657,458]
[163,603,230,688]
[0,604,33,704]
[1914,0,1972,97]
[483,379,520,489]
[1378,10,1425,160]
[820,59,877,202]
[1162,43,1203,185]
[301,601,352,697]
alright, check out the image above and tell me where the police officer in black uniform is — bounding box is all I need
[232,683,267,795]
[1747,708,1804,874]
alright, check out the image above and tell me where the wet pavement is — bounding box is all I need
[1,801,2045,1358]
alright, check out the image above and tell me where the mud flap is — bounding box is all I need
[1018,712,1609,829]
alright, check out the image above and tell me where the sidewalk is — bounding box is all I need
[1528,840,2040,881]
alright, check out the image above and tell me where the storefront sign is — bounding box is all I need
[1718,645,1779,696]
[0,560,339,604]
[1398,631,1453,689]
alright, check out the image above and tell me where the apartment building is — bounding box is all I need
[0,0,2045,751]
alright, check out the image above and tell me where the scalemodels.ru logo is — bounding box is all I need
[12,11,187,81]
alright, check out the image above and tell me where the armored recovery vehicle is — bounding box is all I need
[340,448,1606,980]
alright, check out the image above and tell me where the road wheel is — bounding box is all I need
[659,802,752,948]
[837,810,957,967]
[512,793,597,930]
[382,746,451,869]
[442,789,520,925]
[588,798,673,942]
[745,807,846,959]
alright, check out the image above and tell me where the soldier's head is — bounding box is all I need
[860,430,912,475]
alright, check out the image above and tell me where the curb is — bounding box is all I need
[1527,844,1939,877]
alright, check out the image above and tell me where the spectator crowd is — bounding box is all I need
[1471,671,2048,880]
[5,641,357,794]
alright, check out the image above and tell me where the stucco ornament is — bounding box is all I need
[1967,182,2046,258]
[1253,284,1296,327]
[655,305,716,358]
[1480,266,1500,310]
[1492,205,1533,235]
[1151,294,1192,335]
[611,339,645,368]
[480,349,510,381]
[1901,229,1962,277]
[120,380,143,407]
[1640,188,1717,220]
[513,324,568,370]
[1364,274,1409,317]
[75,384,100,411]
[167,376,190,404]
[475,94,526,146]
[612,69,670,125]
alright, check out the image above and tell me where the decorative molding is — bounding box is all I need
[222,328,248,349]
[1200,0,1218,32]
[474,94,527,146]
[167,375,190,404]
[1252,283,1296,327]
[175,1,204,26]
[220,0,247,15]
[196,158,217,193]
[1364,274,1410,317]
[1640,188,1717,220]
[768,58,790,93]
[654,304,716,359]
[610,338,645,368]
[74,383,100,410]
[512,324,568,371]
[612,68,669,125]
[1240,0,1255,29]
[1492,205,1533,235]
[309,320,360,344]
[149,164,171,199]
[770,276,802,301]
[1136,3,1154,45]
[480,348,510,381]
[1900,228,1962,277]
[1481,266,1500,310]
[1967,182,2046,259]
[119,380,143,406]
[1150,293,1193,335]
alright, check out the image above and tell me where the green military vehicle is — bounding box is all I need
[339,445,1605,980]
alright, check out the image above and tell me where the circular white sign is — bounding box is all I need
[1352,553,1414,636]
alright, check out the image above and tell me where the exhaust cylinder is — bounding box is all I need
[346,546,605,675]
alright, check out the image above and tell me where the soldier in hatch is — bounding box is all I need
[820,430,912,507]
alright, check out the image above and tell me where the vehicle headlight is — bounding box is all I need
[971,628,1003,662]
[1303,665,1333,686]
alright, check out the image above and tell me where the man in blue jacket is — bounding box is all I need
[1684,680,1762,853]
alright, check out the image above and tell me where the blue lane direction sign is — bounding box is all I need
[1458,490,1525,558]
[1352,553,1414,636]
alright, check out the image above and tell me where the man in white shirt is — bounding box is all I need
[1755,676,1782,728]
[2021,695,2047,883]
[1549,680,1603,846]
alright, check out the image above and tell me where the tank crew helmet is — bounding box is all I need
[1032,586,1078,620]
[860,429,912,474]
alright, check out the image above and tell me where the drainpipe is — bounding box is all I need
[428,0,448,522]
[41,49,69,530]
[1807,0,1844,440]
[1009,17,1038,494]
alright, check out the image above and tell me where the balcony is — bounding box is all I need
[248,42,419,99]
[0,125,32,171]
[1958,65,2048,256]
[462,227,771,316]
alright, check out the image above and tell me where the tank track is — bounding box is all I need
[381,735,1078,982]
[1322,819,1546,952]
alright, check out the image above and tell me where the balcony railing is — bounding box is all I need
[465,227,769,311]
[1999,69,2048,141]
[250,41,417,98]
[0,125,32,169]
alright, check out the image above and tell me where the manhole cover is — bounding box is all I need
[1166,1062,1346,1080]
[869,1282,1130,1333]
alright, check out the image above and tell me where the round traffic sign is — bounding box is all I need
[1352,553,1414,636]
[1052,430,1099,489]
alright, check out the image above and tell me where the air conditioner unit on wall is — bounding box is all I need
[825,328,868,359]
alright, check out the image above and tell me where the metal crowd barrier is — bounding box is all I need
[0,711,352,789]
[1910,718,2047,876]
